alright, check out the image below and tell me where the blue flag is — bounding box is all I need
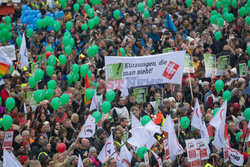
[165,14,177,32]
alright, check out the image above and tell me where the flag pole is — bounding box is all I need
[242,127,249,152]
[188,72,193,99]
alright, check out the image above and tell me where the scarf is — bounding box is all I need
[89,154,100,167]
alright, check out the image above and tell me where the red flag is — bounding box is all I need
[152,112,162,125]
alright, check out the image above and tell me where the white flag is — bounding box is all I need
[120,143,132,167]
[0,49,13,66]
[131,112,141,129]
[90,90,99,111]
[48,0,53,8]
[77,154,83,167]
[144,152,150,167]
[162,115,184,160]
[227,147,244,166]
[98,134,116,163]
[20,33,28,69]
[3,149,22,167]
[78,115,96,138]
[210,100,227,150]
[142,120,162,134]
[152,151,163,167]
[23,103,27,114]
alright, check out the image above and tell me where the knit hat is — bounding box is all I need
[231,67,237,74]
[89,147,97,154]
[69,155,77,163]
[19,155,28,165]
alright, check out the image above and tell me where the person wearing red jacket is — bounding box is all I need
[0,81,11,105]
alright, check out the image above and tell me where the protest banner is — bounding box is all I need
[184,54,195,73]
[217,55,229,76]
[2,131,14,150]
[0,45,16,61]
[239,63,248,77]
[185,139,199,162]
[105,51,186,90]
[204,54,216,78]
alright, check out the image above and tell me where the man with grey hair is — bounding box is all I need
[22,130,30,141]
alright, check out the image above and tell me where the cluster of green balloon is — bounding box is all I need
[215,79,224,93]
[141,115,151,126]
[186,0,192,7]
[52,97,61,110]
[138,2,145,13]
[244,108,250,121]
[137,146,148,159]
[101,101,111,114]
[73,4,80,12]
[213,108,219,116]
[36,16,55,29]
[80,64,89,77]
[180,116,190,129]
[143,10,150,19]
[5,97,15,111]
[27,28,34,38]
[92,111,102,123]
[28,77,37,88]
[0,16,13,44]
[106,90,116,102]
[222,90,231,101]
[16,37,22,47]
[63,31,74,55]
[60,94,69,106]
[86,88,95,100]
[113,10,120,20]
[60,0,68,9]
[235,132,242,142]
[215,31,222,40]
[59,54,67,66]
[34,69,44,82]
[34,89,46,103]
[88,45,99,58]
[45,89,54,100]
[119,47,126,56]
[2,115,13,131]
[81,24,88,31]
[147,0,154,8]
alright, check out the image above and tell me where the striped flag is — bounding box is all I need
[0,49,13,79]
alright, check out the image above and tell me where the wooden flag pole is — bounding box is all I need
[188,72,194,99]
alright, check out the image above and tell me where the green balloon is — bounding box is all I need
[215,31,222,40]
[0,118,2,128]
[51,97,61,110]
[244,108,250,121]
[231,0,237,8]
[48,55,57,67]
[207,0,213,7]
[78,0,84,6]
[180,116,190,129]
[69,38,75,47]
[235,132,242,142]
[141,115,151,126]
[137,146,147,159]
[48,17,55,28]
[88,19,95,29]
[2,115,13,131]
[72,72,79,82]
[5,97,15,112]
[215,79,224,93]
[60,94,70,106]
[186,0,192,7]
[222,7,229,13]
[54,21,61,32]
[228,13,234,22]
[35,69,44,82]
[88,45,99,58]
[6,24,12,31]
[34,90,41,103]
[45,89,54,100]
[46,46,53,53]
[64,31,72,37]
[59,54,67,66]
[60,0,67,8]
[5,16,11,24]
[92,111,102,122]
[28,77,37,88]
[71,63,80,73]
[143,10,150,19]
[217,18,224,27]
[213,108,219,116]
[63,35,70,46]
[138,2,145,13]
[147,0,154,8]
[81,23,88,31]
[85,88,95,101]
[101,101,111,114]
[48,80,57,90]
[216,1,221,9]
[85,4,91,12]
[222,90,231,101]
[106,90,116,102]
[248,46,250,56]
[119,47,126,56]
[67,74,73,85]
[36,19,42,29]
[248,60,250,68]
[94,16,100,25]
[87,70,92,78]
[239,7,247,17]
[66,21,73,31]
[87,8,95,18]
[16,37,22,47]
[246,16,250,25]
[0,23,4,30]
[46,66,54,77]
[65,45,72,55]
[113,10,120,20]
[80,64,89,77]
[73,4,80,12]
[210,15,218,24]
[9,66,14,75]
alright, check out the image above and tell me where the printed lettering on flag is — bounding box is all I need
[163,137,170,160]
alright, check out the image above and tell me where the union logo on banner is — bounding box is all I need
[162,61,179,80]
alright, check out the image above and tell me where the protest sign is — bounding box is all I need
[105,51,186,90]
[239,63,248,77]
[195,138,210,160]
[31,63,39,76]
[163,47,177,53]
[2,131,14,150]
[185,139,199,162]
[204,54,216,78]
[37,54,47,67]
[26,91,38,107]
[184,54,195,73]
[217,55,229,76]
[0,45,16,61]
[190,159,201,167]
[133,87,147,103]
